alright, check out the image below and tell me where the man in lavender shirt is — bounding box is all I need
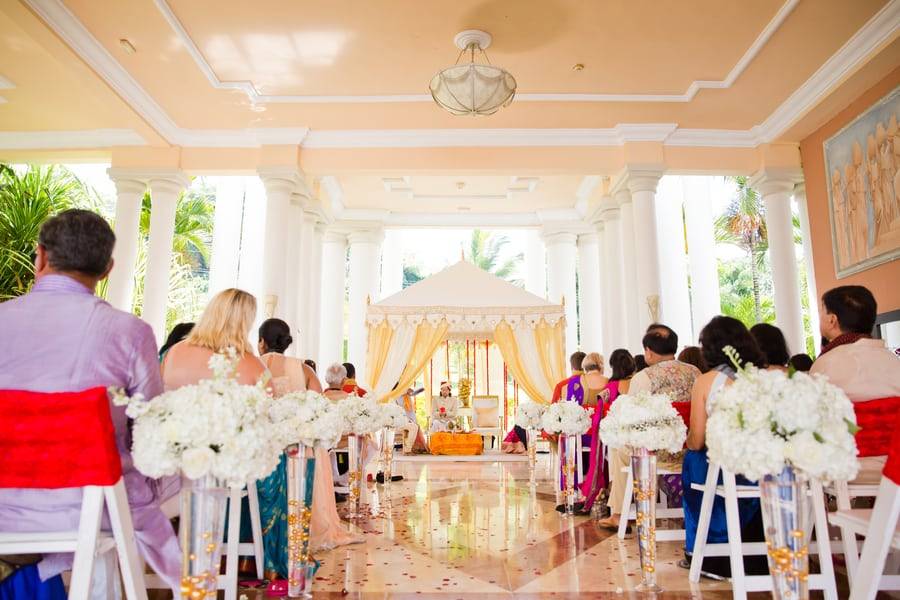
[0,210,181,595]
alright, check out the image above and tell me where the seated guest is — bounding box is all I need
[323,364,381,482]
[304,359,317,374]
[158,321,194,361]
[324,363,350,402]
[161,288,267,389]
[789,353,814,372]
[396,387,428,454]
[0,209,181,596]
[342,362,368,396]
[677,346,707,373]
[750,323,790,371]
[682,316,766,578]
[580,349,635,516]
[430,382,459,433]
[634,354,648,372]
[811,285,900,401]
[501,425,528,454]
[598,325,700,530]
[551,351,587,403]
[254,319,361,585]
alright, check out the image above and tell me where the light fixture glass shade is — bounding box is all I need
[429,63,516,116]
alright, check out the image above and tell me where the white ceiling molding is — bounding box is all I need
[0,129,146,149]
[153,0,797,105]
[751,0,900,143]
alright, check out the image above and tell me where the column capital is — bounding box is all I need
[107,174,146,196]
[598,195,620,220]
[749,168,803,197]
[347,228,384,245]
[258,167,302,196]
[148,172,190,197]
[541,230,578,246]
[793,181,806,200]
[322,229,348,244]
[611,167,664,197]
[577,232,600,247]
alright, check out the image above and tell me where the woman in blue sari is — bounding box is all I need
[682,316,766,579]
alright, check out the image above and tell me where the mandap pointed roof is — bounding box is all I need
[367,260,564,336]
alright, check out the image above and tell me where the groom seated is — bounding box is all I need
[430,381,459,433]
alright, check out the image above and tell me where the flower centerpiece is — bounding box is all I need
[705,347,859,600]
[515,401,546,485]
[336,395,383,516]
[540,401,591,515]
[268,389,343,596]
[111,349,282,599]
[377,402,408,484]
[598,392,686,593]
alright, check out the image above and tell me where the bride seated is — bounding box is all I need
[429,381,459,433]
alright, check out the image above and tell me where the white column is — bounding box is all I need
[577,233,603,353]
[298,210,317,359]
[379,229,404,298]
[625,170,665,335]
[319,230,348,367]
[599,197,626,352]
[307,224,324,365]
[347,229,384,385]
[594,221,613,355]
[543,230,578,357]
[794,183,820,355]
[524,229,547,298]
[682,176,722,341]
[237,178,266,307]
[615,188,641,350]
[208,177,245,296]
[258,169,297,321]
[282,199,304,356]
[143,174,188,344]
[654,176,693,343]
[752,170,805,355]
[105,173,146,312]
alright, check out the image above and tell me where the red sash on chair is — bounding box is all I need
[672,401,691,428]
[853,397,900,458]
[0,387,122,488]
[883,427,900,485]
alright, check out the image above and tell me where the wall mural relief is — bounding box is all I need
[824,85,900,278]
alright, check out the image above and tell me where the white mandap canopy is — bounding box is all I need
[365,260,566,404]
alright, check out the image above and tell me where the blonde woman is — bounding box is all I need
[161,288,266,389]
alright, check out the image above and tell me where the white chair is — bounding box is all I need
[471,395,502,451]
[617,464,685,541]
[829,444,900,599]
[689,460,838,600]
[0,388,147,600]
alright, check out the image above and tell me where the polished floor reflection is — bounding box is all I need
[236,456,875,599]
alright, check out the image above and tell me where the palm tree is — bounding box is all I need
[466,229,523,283]
[0,165,95,300]
[138,182,215,268]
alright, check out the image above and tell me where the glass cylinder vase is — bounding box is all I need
[179,474,228,599]
[527,429,538,486]
[346,434,364,518]
[631,448,661,593]
[759,466,810,600]
[380,427,396,485]
[286,443,316,597]
[559,434,577,516]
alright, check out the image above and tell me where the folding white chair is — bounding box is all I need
[829,433,900,600]
[617,464,685,541]
[689,460,838,600]
[0,387,147,600]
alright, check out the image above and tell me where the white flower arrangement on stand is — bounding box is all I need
[705,347,860,599]
[336,395,383,516]
[539,401,591,436]
[597,392,687,453]
[111,349,284,599]
[269,389,344,450]
[378,401,409,429]
[515,401,545,430]
[377,401,408,486]
[597,391,686,592]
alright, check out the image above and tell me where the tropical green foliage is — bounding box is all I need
[718,258,775,327]
[403,263,425,288]
[466,229,522,283]
[0,165,99,300]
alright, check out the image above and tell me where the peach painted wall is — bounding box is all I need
[800,67,900,312]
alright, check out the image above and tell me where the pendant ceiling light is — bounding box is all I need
[429,30,517,117]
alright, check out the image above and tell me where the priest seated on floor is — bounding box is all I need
[430,381,459,433]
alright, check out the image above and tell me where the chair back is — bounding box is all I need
[473,395,499,428]
[0,387,122,488]
[853,396,900,457]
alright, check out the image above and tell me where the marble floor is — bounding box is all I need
[230,455,889,599]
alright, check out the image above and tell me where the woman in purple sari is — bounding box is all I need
[577,349,636,516]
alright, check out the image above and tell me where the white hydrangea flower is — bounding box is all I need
[540,401,592,436]
[268,389,344,449]
[379,402,410,429]
[337,395,384,435]
[515,401,545,430]
[598,392,687,453]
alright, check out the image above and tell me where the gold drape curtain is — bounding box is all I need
[365,319,395,392]
[380,320,450,404]
[493,320,561,405]
[533,319,566,393]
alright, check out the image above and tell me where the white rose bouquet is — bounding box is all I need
[540,401,592,436]
[111,349,282,486]
[379,401,409,429]
[269,389,344,450]
[337,395,384,435]
[598,391,687,453]
[515,401,545,430]
[706,348,859,482]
